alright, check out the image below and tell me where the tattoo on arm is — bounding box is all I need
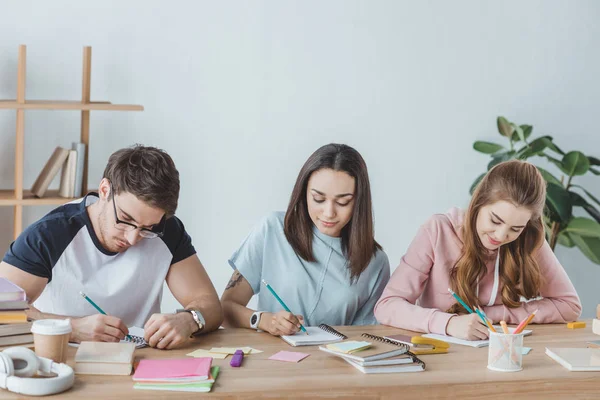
[225,270,244,290]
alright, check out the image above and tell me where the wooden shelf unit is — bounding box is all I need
[1,45,143,240]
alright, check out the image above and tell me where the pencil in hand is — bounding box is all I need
[261,280,309,335]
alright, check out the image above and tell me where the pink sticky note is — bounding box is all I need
[268,351,310,363]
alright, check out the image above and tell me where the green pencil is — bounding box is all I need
[79,291,132,340]
[261,280,308,335]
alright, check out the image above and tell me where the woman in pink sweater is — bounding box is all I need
[375,160,581,340]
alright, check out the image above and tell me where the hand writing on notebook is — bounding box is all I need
[70,314,129,343]
[144,313,197,350]
[260,311,305,336]
[446,314,489,340]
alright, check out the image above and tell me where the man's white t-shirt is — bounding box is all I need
[3,193,196,327]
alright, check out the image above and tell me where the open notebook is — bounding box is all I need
[281,324,347,346]
[423,326,532,348]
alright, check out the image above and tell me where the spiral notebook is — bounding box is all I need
[281,324,347,346]
[319,333,410,362]
[121,326,148,349]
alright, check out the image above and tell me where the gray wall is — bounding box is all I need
[1,1,598,316]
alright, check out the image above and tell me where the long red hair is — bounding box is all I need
[447,160,546,313]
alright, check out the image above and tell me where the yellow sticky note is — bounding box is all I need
[210,347,254,355]
[239,347,263,354]
[186,349,228,359]
[567,321,586,329]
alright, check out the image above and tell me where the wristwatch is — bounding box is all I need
[176,308,205,336]
[250,311,264,330]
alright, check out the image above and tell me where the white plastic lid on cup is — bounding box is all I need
[31,319,72,335]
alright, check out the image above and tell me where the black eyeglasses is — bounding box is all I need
[110,185,165,239]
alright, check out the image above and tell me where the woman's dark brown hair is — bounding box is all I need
[103,144,180,218]
[284,143,381,281]
[447,160,546,314]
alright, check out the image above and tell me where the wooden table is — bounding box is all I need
[2,322,599,399]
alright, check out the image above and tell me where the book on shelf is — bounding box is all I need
[58,149,77,198]
[71,142,86,197]
[31,146,70,198]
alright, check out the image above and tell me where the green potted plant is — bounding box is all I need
[471,116,600,264]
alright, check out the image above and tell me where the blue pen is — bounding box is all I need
[261,280,308,335]
[79,291,132,340]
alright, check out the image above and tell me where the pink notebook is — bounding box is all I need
[132,358,212,382]
[0,278,26,302]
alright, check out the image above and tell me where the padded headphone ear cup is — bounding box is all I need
[2,348,39,378]
[0,352,14,377]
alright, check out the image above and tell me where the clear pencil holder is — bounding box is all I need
[487,331,525,372]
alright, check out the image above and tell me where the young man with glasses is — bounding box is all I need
[0,145,222,349]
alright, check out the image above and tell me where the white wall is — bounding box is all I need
[1,1,599,317]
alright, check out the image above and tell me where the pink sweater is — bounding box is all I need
[374,208,582,335]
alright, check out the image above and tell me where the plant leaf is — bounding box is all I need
[569,233,600,265]
[545,182,573,223]
[528,136,552,153]
[521,125,533,140]
[546,141,565,155]
[561,151,590,176]
[590,167,600,176]
[473,141,505,154]
[564,217,600,238]
[588,156,600,166]
[557,231,576,248]
[512,124,526,142]
[569,191,588,207]
[487,150,515,170]
[537,167,562,186]
[497,116,514,138]
[583,204,600,223]
[572,185,600,207]
[544,154,569,175]
[469,173,486,195]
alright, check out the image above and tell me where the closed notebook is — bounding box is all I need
[74,342,136,375]
[281,324,347,347]
[0,279,26,302]
[343,355,425,374]
[423,327,532,348]
[133,358,212,382]
[545,348,600,371]
[134,367,219,393]
[319,333,410,362]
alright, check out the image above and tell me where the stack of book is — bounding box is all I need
[0,278,32,348]
[31,142,86,198]
[319,333,425,373]
[132,358,219,393]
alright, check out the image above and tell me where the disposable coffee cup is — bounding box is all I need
[31,319,72,363]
